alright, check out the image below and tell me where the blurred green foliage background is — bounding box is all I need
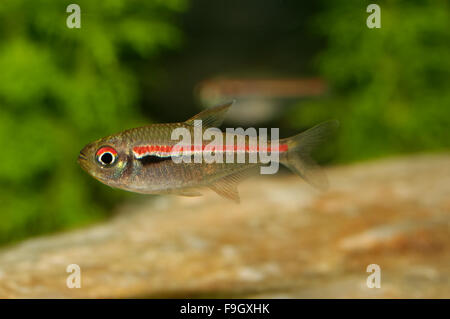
[0,0,186,244]
[0,0,448,245]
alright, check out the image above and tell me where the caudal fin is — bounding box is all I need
[281,120,339,190]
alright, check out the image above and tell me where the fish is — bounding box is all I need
[78,101,338,203]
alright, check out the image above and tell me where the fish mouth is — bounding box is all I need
[78,152,88,169]
[78,152,87,161]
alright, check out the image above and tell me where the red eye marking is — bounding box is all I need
[96,146,117,157]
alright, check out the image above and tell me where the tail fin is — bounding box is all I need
[281,120,339,190]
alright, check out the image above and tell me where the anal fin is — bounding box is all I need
[208,169,253,204]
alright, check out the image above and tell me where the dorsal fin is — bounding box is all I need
[185,101,234,128]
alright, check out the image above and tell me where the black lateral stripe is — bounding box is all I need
[138,155,172,165]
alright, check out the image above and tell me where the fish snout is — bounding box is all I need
[78,151,87,159]
[78,151,89,169]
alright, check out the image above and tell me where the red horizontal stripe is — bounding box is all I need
[133,144,288,157]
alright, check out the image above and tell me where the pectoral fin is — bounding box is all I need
[170,188,203,197]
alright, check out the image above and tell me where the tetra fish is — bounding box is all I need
[78,101,338,202]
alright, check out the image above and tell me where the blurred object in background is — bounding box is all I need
[195,77,327,124]
[138,0,322,123]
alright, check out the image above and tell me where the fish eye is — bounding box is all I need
[100,152,114,165]
[96,146,118,166]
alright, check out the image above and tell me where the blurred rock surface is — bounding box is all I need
[0,154,449,298]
